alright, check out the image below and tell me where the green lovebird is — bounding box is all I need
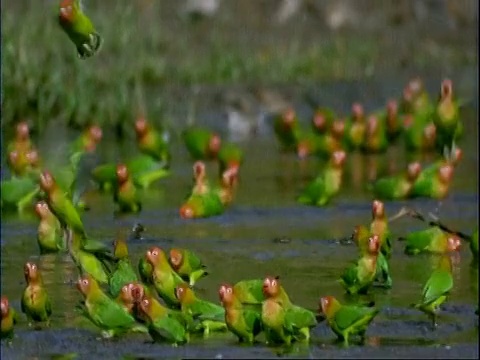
[340,235,380,295]
[69,231,111,284]
[296,129,343,160]
[379,99,402,142]
[218,142,244,176]
[370,161,422,200]
[92,155,169,191]
[108,237,138,298]
[218,283,263,343]
[370,200,392,258]
[69,124,103,155]
[273,107,301,151]
[1,175,40,213]
[179,192,225,220]
[1,296,19,340]
[403,115,437,152]
[39,170,86,237]
[57,0,102,59]
[297,150,347,206]
[433,79,462,153]
[7,121,33,155]
[76,276,146,338]
[319,296,379,346]
[145,246,187,308]
[175,283,227,336]
[352,225,392,289]
[7,149,40,178]
[232,279,265,305]
[410,164,454,199]
[261,276,317,345]
[399,78,434,116]
[134,117,170,166]
[136,292,189,345]
[168,248,208,287]
[34,201,66,254]
[113,164,142,214]
[182,127,222,161]
[411,255,453,329]
[21,262,52,325]
[416,147,462,187]
[311,107,336,135]
[344,102,366,151]
[361,114,388,154]
[402,226,462,255]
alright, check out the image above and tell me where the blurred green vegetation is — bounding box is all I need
[1,1,476,131]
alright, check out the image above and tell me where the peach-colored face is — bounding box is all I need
[372,199,384,217]
[447,236,461,252]
[139,298,151,314]
[26,150,39,166]
[193,161,206,179]
[366,115,378,135]
[441,79,453,98]
[222,167,238,187]
[352,102,364,120]
[262,276,279,298]
[387,99,398,116]
[368,235,380,253]
[403,87,413,103]
[423,123,436,140]
[218,284,234,305]
[407,162,422,180]
[77,277,91,296]
[116,164,129,183]
[175,285,189,302]
[131,283,145,303]
[88,125,103,143]
[313,112,326,130]
[8,150,18,164]
[169,249,183,268]
[1,296,9,317]
[179,204,194,219]
[452,148,463,165]
[332,150,346,167]
[146,247,162,265]
[439,164,454,183]
[282,108,296,126]
[16,121,30,140]
[134,117,148,137]
[34,201,50,218]
[39,171,54,192]
[331,119,345,138]
[208,135,222,155]
[25,262,40,283]
[297,142,309,159]
[119,283,135,304]
[319,296,334,314]
[408,78,423,95]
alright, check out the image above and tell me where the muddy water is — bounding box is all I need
[1,79,478,359]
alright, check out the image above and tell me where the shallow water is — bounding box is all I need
[1,77,478,359]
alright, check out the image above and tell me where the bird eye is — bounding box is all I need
[142,299,149,306]
[271,280,276,287]
[226,287,232,294]
[31,264,36,269]
[152,250,158,256]
[83,279,89,285]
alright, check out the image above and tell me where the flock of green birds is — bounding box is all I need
[1,0,479,350]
